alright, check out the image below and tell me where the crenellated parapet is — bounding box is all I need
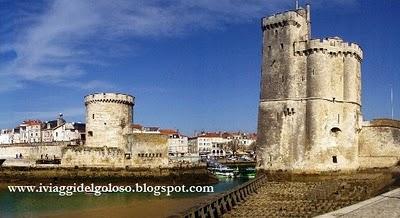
[262,9,307,30]
[294,37,363,61]
[84,93,134,106]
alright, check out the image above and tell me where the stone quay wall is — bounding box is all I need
[359,119,400,168]
[0,166,217,185]
[0,143,68,166]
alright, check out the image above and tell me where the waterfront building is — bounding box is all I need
[22,120,42,143]
[0,129,13,144]
[188,132,230,155]
[53,122,85,144]
[160,129,189,156]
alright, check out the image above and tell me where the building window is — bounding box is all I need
[88,131,93,137]
[280,43,283,49]
[92,114,95,119]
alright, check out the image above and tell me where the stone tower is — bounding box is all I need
[257,6,363,172]
[84,93,134,149]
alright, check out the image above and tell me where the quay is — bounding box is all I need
[172,168,400,218]
[318,188,400,218]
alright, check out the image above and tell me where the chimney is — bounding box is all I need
[57,113,65,126]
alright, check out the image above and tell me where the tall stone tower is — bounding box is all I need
[257,6,363,172]
[84,93,134,149]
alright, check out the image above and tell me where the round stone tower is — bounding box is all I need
[84,93,134,149]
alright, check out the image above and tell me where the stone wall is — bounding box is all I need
[257,7,362,172]
[85,93,134,149]
[61,133,169,168]
[0,144,64,166]
[125,133,169,168]
[61,147,125,168]
[359,120,400,168]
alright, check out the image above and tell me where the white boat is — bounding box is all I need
[212,166,235,178]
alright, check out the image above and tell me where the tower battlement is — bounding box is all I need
[84,92,134,149]
[294,38,363,60]
[257,5,362,173]
[262,9,307,30]
[84,93,134,106]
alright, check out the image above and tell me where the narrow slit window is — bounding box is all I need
[332,156,338,163]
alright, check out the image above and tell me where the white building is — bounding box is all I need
[160,129,188,156]
[42,114,66,142]
[0,129,13,144]
[20,120,42,143]
[53,122,85,144]
[188,132,230,155]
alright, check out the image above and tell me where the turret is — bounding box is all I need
[84,93,134,149]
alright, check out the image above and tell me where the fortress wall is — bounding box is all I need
[257,8,309,170]
[260,8,309,100]
[125,133,169,168]
[85,93,134,149]
[61,133,169,168]
[61,147,125,168]
[0,145,64,160]
[359,123,400,169]
[0,145,64,166]
[302,101,359,172]
[257,100,307,170]
[262,9,307,28]
[344,54,361,103]
[294,38,363,60]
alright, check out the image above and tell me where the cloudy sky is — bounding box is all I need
[0,0,399,135]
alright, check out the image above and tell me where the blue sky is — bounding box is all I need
[0,0,399,135]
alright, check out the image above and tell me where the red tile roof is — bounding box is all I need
[131,124,143,129]
[22,120,42,126]
[159,129,178,135]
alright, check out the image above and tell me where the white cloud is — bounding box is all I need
[0,0,356,92]
[64,80,115,90]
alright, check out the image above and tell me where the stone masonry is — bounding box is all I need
[85,93,134,149]
[257,5,400,173]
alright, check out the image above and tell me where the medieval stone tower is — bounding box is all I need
[85,93,134,149]
[257,6,363,172]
